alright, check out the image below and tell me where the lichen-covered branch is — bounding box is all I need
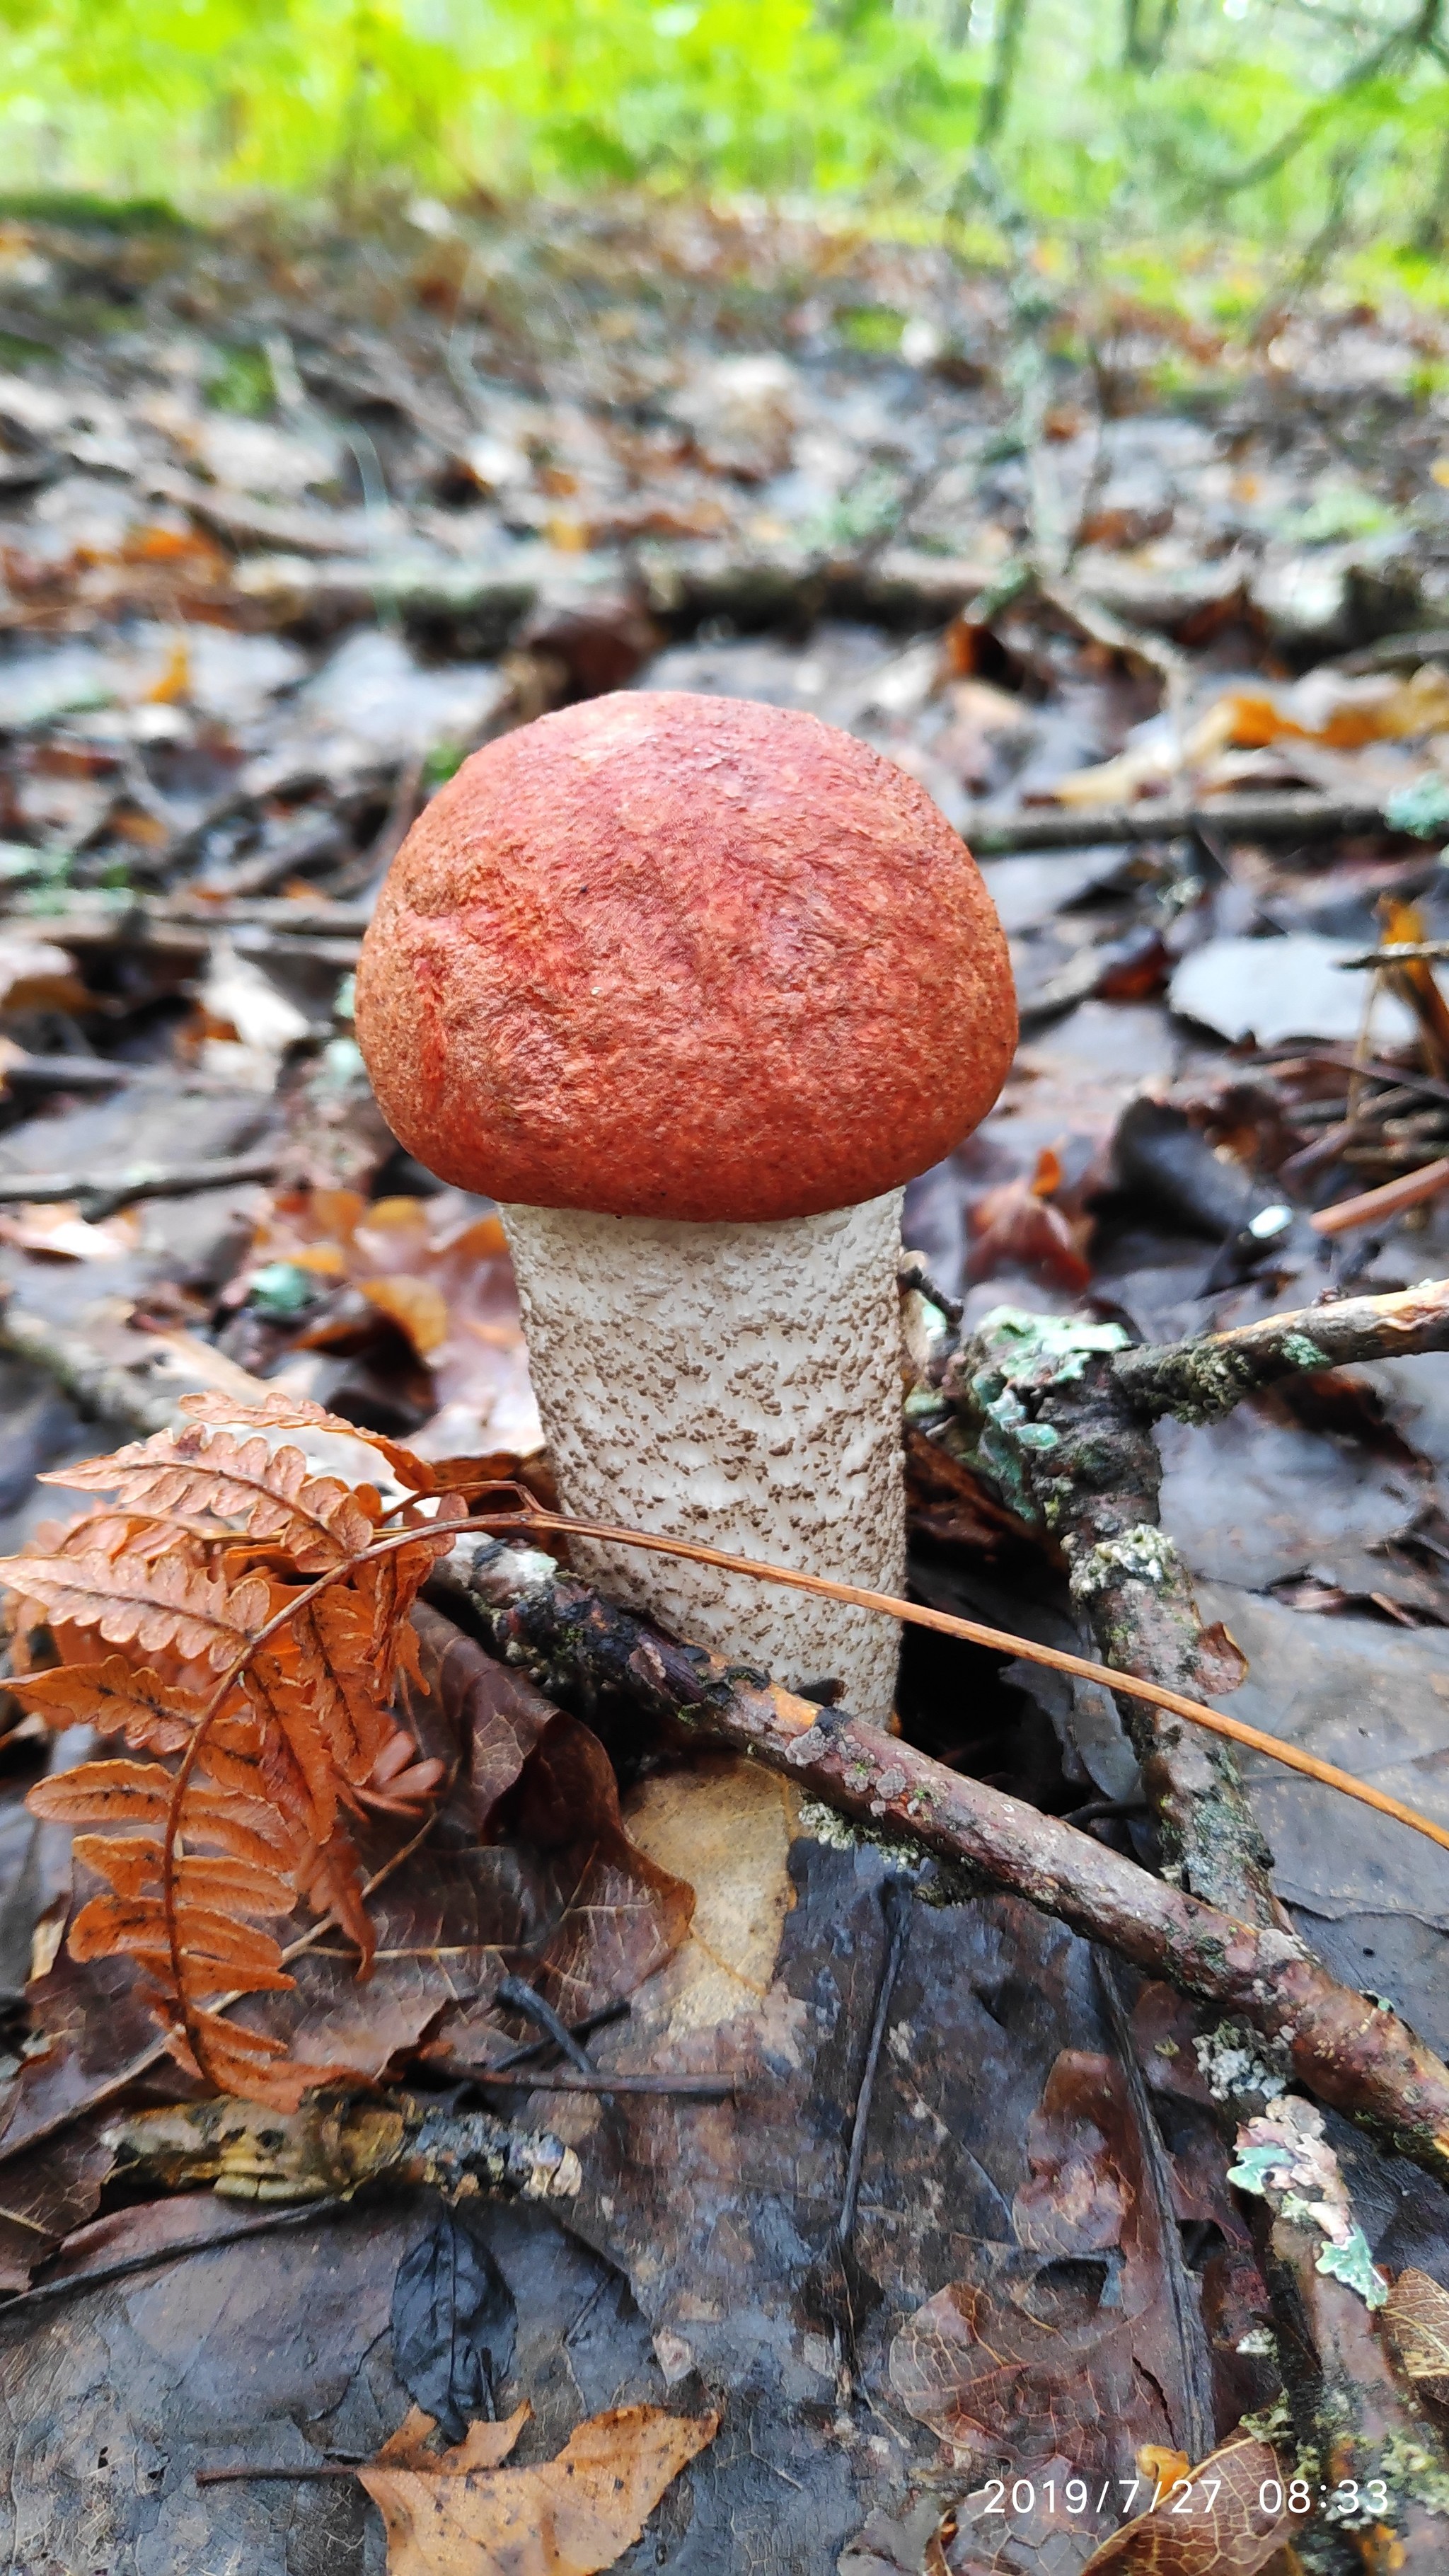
[932,1309,1279,1921]
[429,1536,1449,2190]
[1112,1277,1449,1425]
[925,1304,1449,2518]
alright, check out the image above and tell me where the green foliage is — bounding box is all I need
[1,0,1448,285]
[207,345,275,415]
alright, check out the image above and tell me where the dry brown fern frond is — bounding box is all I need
[1,1393,465,2108]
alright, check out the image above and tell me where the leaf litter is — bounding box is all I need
[1,192,1449,2574]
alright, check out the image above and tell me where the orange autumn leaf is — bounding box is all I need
[357,2401,719,2576]
[358,1273,451,1357]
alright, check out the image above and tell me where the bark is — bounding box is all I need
[429,1537,1449,2190]
[939,1321,1278,1919]
[1114,1277,1449,1424]
[1259,2215,1449,2552]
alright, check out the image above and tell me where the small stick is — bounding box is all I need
[197,2464,361,2487]
[487,1996,630,2074]
[966,790,1388,854]
[0,1052,136,1094]
[1114,1273,1449,1420]
[1310,1157,1449,1236]
[1254,1045,1449,1112]
[0,2195,347,2320]
[837,1877,911,2251]
[495,1973,606,2084]
[461,2069,735,2098]
[0,1152,278,1217]
[481,1510,1449,1857]
[1337,943,1449,967]
[0,1304,185,1439]
[441,1541,1449,2183]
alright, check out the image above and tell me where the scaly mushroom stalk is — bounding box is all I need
[356,689,1015,1727]
[499,1194,907,1713]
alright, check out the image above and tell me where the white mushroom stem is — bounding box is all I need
[499,1192,908,1726]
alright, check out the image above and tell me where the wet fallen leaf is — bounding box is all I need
[1170,936,1419,1049]
[242,1603,694,2081]
[361,1272,452,1359]
[0,1201,142,1261]
[241,1188,537,1450]
[0,936,90,1018]
[889,2049,1189,2478]
[357,2398,719,2575]
[966,1147,1093,1290]
[1078,2436,1291,2572]
[1381,2267,1449,2426]
[200,936,312,1055]
[392,2206,517,2442]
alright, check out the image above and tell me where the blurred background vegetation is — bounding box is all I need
[1,1,1447,302]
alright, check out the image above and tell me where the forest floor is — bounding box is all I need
[3,192,1449,2575]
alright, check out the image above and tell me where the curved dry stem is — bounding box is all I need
[471,1508,1449,1861]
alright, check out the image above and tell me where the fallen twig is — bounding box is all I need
[458,2069,735,2098]
[1337,626,1449,674]
[1337,942,1449,966]
[435,1539,1449,2185]
[1114,1275,1449,1421]
[473,1509,1449,1857]
[966,790,1389,855]
[0,1301,192,1439]
[197,2464,361,2485]
[478,1999,630,2080]
[0,899,364,969]
[940,1317,1282,1916]
[0,1051,138,1095]
[836,1877,910,2253]
[0,2196,350,2321]
[0,1151,278,1218]
[1253,1045,1449,1112]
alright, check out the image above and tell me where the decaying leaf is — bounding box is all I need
[0,1379,692,2124]
[357,2398,718,2576]
[966,1149,1093,1292]
[392,2207,518,2443]
[889,2049,1187,2478]
[237,1188,538,1451]
[1382,2267,1449,2426]
[1077,2437,1291,2572]
[0,1398,465,2103]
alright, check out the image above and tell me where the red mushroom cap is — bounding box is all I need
[354,690,1016,1224]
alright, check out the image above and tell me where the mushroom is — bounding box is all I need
[354,690,1015,1725]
